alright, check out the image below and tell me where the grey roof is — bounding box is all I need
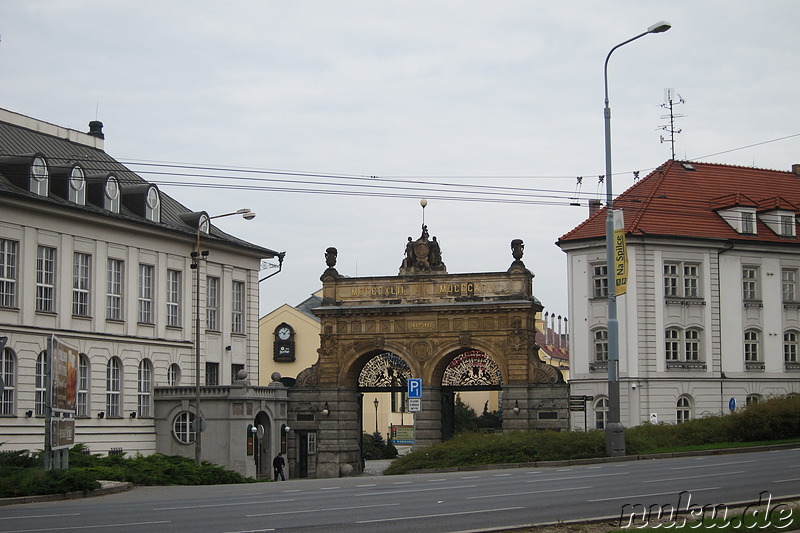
[0,113,278,258]
[294,294,323,321]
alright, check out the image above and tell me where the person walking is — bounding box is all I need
[272,452,285,481]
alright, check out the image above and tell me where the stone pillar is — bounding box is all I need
[412,386,442,449]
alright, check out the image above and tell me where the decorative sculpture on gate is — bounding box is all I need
[399,224,447,275]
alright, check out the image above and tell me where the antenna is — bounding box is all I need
[658,88,686,159]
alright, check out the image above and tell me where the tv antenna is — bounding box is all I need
[657,88,686,160]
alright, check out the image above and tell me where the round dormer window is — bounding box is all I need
[69,166,85,191]
[146,187,159,209]
[105,176,119,200]
[199,213,210,234]
[31,156,48,182]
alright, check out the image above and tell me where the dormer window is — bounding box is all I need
[30,156,49,196]
[145,186,160,222]
[69,166,86,205]
[741,211,755,234]
[781,215,796,237]
[199,213,210,234]
[104,176,120,213]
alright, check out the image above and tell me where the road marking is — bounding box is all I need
[461,475,481,479]
[670,460,755,470]
[468,485,592,500]
[247,503,398,518]
[356,483,377,487]
[643,471,745,483]
[357,484,478,496]
[773,478,800,483]
[224,529,276,533]
[527,471,627,482]
[154,499,293,511]
[493,473,512,477]
[357,506,524,524]
[392,481,412,485]
[3,520,171,532]
[427,478,447,482]
[588,487,720,502]
[0,514,80,521]
[319,486,339,490]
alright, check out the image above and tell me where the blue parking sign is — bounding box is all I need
[407,378,422,399]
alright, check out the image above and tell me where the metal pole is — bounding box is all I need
[194,237,202,465]
[602,21,671,457]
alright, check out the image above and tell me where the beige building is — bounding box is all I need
[0,108,282,476]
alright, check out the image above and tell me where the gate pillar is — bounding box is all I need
[413,387,443,448]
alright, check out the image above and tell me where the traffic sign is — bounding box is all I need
[407,378,422,399]
[729,397,737,412]
[408,398,421,412]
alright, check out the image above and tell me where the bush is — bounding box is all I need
[363,432,387,460]
[383,440,398,459]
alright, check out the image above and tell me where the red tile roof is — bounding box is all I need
[558,160,800,245]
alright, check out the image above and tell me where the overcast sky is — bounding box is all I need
[2,1,799,319]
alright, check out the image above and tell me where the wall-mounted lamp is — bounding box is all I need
[322,401,330,416]
[225,345,232,351]
[283,424,291,434]
[25,410,33,418]
[129,412,137,419]
[98,411,105,419]
[512,400,520,415]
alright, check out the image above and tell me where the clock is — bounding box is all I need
[277,326,292,341]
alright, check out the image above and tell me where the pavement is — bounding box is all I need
[363,459,393,476]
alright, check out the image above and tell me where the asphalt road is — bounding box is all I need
[1,448,799,532]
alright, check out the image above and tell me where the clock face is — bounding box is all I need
[277,327,291,341]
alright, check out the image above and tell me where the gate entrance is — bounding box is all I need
[290,227,568,478]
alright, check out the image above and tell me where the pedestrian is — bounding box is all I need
[272,452,285,481]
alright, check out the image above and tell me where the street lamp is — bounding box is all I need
[192,208,256,464]
[603,21,670,457]
[373,398,379,433]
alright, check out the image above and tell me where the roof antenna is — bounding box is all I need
[657,88,685,160]
[570,177,583,206]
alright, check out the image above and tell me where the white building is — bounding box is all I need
[0,108,279,458]
[558,160,800,430]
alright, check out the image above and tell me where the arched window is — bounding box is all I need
[30,156,49,196]
[594,397,608,430]
[744,330,760,362]
[104,176,120,213]
[685,329,700,361]
[593,329,608,362]
[35,351,47,416]
[0,347,15,415]
[746,394,762,406]
[173,411,197,444]
[137,359,153,418]
[106,357,121,418]
[784,331,798,363]
[168,363,181,386]
[68,165,85,205]
[665,328,680,361]
[77,354,90,417]
[676,396,692,424]
[145,186,160,223]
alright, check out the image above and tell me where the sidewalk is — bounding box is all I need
[363,459,392,476]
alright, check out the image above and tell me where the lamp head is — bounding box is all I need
[242,211,256,220]
[647,21,671,33]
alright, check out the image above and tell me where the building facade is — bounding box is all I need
[558,160,800,430]
[0,108,280,473]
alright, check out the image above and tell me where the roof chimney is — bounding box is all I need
[792,164,800,177]
[88,120,105,139]
[589,199,603,217]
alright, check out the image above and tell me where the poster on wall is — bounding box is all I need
[50,335,78,414]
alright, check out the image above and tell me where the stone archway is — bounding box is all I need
[288,228,568,477]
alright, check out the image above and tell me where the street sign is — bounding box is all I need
[408,398,421,412]
[729,397,737,412]
[407,378,422,399]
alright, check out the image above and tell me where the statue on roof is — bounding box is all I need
[399,224,447,275]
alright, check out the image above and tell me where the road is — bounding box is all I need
[1,448,799,532]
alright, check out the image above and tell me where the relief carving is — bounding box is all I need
[411,340,433,362]
[296,364,319,387]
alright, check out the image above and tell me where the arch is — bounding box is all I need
[676,395,693,423]
[440,350,503,389]
[340,344,420,389]
[357,351,413,391]
[593,396,609,430]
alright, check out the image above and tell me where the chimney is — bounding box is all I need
[589,199,602,217]
[792,164,800,177]
[88,120,105,139]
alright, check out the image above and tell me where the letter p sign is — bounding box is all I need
[407,378,422,399]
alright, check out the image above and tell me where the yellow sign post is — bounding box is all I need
[613,210,628,296]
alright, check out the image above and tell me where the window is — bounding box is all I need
[77,354,89,417]
[784,332,798,363]
[107,259,124,321]
[594,397,608,429]
[742,267,758,300]
[0,239,18,308]
[231,280,245,334]
[68,166,85,205]
[783,269,797,302]
[167,270,181,327]
[145,187,160,223]
[307,432,317,455]
[206,276,219,330]
[744,330,760,362]
[137,359,152,418]
[231,363,244,383]
[205,362,219,386]
[30,156,49,196]
[676,396,692,423]
[665,328,680,361]
[106,357,121,418]
[173,411,196,444]
[592,264,608,298]
[36,246,56,313]
[746,394,762,406]
[0,348,14,415]
[35,351,47,416]
[685,329,700,361]
[781,215,795,237]
[593,329,608,362]
[664,262,700,298]
[138,265,154,324]
[167,363,181,386]
[741,211,755,234]
[73,252,91,317]
[104,176,120,213]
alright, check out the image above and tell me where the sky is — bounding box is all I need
[2,1,799,319]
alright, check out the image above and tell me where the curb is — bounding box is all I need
[0,481,132,507]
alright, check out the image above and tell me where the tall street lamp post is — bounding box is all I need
[603,21,671,457]
[373,398,379,434]
[192,208,256,465]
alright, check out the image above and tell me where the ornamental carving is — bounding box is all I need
[442,350,502,387]
[411,340,433,361]
[358,352,412,388]
[296,364,319,387]
[319,334,337,356]
[509,330,527,352]
[528,359,562,384]
[459,332,472,347]
[399,224,447,275]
